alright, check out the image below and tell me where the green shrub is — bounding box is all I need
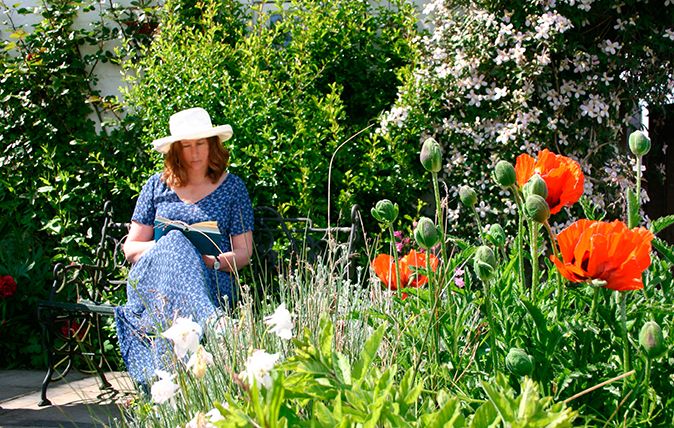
[121,0,420,219]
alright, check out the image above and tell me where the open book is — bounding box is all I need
[154,216,222,256]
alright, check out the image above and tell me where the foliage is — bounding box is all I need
[375,0,674,232]
[120,0,419,218]
[0,0,155,367]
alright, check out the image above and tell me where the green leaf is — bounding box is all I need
[352,323,386,383]
[652,237,674,265]
[333,351,352,385]
[650,214,674,234]
[470,401,499,428]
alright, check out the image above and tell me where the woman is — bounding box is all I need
[115,107,254,385]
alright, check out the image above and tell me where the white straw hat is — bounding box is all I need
[152,107,233,153]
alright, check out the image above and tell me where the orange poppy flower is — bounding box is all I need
[550,219,654,291]
[515,149,584,214]
[371,250,439,290]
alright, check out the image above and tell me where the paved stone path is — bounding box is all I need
[0,371,134,428]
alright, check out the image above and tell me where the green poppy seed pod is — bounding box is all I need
[639,321,665,359]
[523,174,548,199]
[420,137,443,173]
[459,185,478,207]
[629,130,651,157]
[506,348,533,377]
[494,160,516,188]
[486,224,506,247]
[473,245,497,281]
[414,216,441,250]
[525,194,550,223]
[371,199,399,225]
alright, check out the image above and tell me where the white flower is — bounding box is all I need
[186,345,214,379]
[150,370,180,404]
[206,407,225,422]
[240,350,280,389]
[161,316,202,359]
[264,303,294,340]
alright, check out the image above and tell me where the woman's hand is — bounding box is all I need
[123,221,156,264]
[203,231,254,272]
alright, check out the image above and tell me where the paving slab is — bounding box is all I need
[0,370,135,428]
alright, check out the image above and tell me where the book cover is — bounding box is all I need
[154,216,222,256]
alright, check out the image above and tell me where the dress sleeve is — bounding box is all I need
[131,174,158,226]
[229,176,255,236]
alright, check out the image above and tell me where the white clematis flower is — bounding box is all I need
[161,316,202,359]
[263,303,294,340]
[150,370,179,404]
[239,349,280,389]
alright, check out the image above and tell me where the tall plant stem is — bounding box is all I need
[620,291,631,374]
[388,225,402,292]
[529,221,540,304]
[590,287,600,321]
[471,206,486,244]
[513,188,526,293]
[427,254,439,364]
[484,278,497,370]
[634,155,642,224]
[543,222,564,319]
[642,357,651,418]
[432,173,447,262]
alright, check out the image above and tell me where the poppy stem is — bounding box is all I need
[543,222,564,319]
[471,205,486,245]
[529,221,540,304]
[620,291,631,374]
[484,277,497,371]
[427,253,439,364]
[512,187,526,294]
[388,225,402,292]
[432,172,447,262]
[590,287,600,321]
[642,356,651,418]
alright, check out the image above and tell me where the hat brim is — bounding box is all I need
[152,125,233,154]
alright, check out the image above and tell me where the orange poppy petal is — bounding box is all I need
[515,153,536,187]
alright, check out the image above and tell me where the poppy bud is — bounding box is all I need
[639,321,665,359]
[525,194,550,223]
[629,130,651,157]
[459,185,478,207]
[523,174,548,199]
[473,245,496,281]
[420,137,443,173]
[494,160,516,188]
[506,348,533,377]
[371,199,398,225]
[486,224,506,247]
[414,217,440,250]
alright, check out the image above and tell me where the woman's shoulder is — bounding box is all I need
[223,173,249,191]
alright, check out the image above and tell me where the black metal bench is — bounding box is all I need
[36,200,362,406]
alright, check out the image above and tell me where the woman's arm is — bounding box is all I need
[203,231,254,273]
[123,221,156,264]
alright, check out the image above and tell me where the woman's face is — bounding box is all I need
[179,138,210,173]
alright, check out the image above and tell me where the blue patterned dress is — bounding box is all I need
[114,172,254,384]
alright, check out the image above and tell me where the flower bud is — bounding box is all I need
[414,217,440,250]
[523,174,548,199]
[639,321,665,359]
[420,137,443,173]
[494,160,516,188]
[371,199,398,225]
[525,194,550,223]
[459,185,478,207]
[473,245,496,281]
[486,224,506,247]
[506,348,533,377]
[629,130,651,157]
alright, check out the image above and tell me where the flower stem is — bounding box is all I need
[484,277,497,370]
[621,291,631,373]
[543,222,564,319]
[388,225,402,292]
[513,187,526,294]
[590,287,600,321]
[642,357,651,418]
[471,205,486,244]
[432,172,447,262]
[427,254,439,364]
[529,221,540,304]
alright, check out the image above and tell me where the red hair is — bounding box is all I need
[162,136,230,187]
